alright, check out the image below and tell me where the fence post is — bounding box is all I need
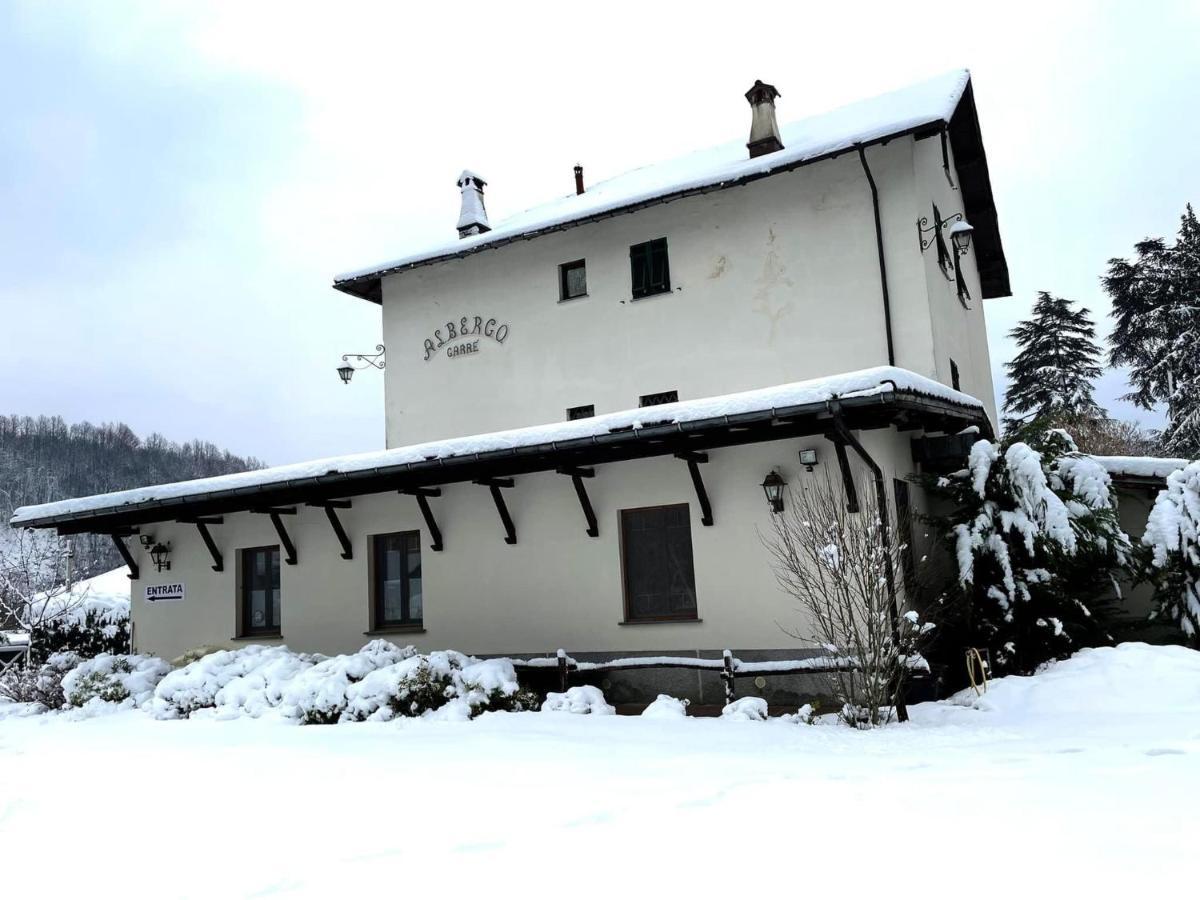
[556,648,569,693]
[721,650,736,705]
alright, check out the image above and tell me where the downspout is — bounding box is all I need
[855,143,896,367]
[828,401,908,722]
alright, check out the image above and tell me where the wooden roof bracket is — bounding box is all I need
[178,516,225,572]
[557,467,598,538]
[400,488,444,552]
[674,451,713,526]
[253,507,298,565]
[110,533,139,581]
[473,479,516,545]
[305,500,353,560]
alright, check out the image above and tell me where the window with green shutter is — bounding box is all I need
[629,238,670,299]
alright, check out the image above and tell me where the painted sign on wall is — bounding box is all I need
[423,316,510,361]
[145,583,185,603]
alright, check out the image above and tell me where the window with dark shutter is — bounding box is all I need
[620,504,698,622]
[372,531,423,628]
[559,259,587,300]
[629,238,670,299]
[240,546,281,636]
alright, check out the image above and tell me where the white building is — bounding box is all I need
[11,70,1011,705]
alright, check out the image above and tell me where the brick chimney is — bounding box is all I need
[745,80,783,158]
[456,170,491,238]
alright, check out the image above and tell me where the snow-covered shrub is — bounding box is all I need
[721,697,768,721]
[783,703,815,725]
[153,644,318,719]
[1142,460,1200,643]
[925,428,1132,675]
[640,694,689,719]
[341,652,535,723]
[541,685,614,715]
[763,470,940,727]
[62,653,169,708]
[0,651,80,710]
[282,640,417,724]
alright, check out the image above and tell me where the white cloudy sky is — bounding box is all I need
[2,1,1197,465]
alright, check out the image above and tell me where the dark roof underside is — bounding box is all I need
[29,390,988,536]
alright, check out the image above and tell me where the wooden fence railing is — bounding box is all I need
[510,649,857,705]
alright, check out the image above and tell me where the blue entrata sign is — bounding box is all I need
[423,316,510,361]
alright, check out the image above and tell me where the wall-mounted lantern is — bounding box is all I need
[799,448,819,472]
[761,470,787,514]
[149,542,172,573]
[949,220,974,255]
[917,203,973,308]
[336,344,386,384]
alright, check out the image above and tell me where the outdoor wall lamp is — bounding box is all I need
[149,542,172,573]
[337,344,386,384]
[138,533,155,550]
[761,470,787,514]
[799,448,819,472]
[916,203,973,308]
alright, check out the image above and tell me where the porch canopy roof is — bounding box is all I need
[10,366,989,537]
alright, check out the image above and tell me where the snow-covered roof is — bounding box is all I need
[11,366,983,529]
[334,69,1004,300]
[1093,455,1189,482]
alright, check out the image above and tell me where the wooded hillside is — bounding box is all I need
[0,415,263,579]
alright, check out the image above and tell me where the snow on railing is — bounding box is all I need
[509,649,860,704]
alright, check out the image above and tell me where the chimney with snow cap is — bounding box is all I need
[456,170,491,238]
[745,80,783,158]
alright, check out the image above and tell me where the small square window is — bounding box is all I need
[567,404,594,420]
[639,390,678,408]
[629,238,670,299]
[559,259,587,301]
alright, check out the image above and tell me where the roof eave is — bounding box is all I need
[330,118,958,304]
[16,389,988,535]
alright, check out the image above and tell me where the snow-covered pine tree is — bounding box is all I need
[1142,459,1200,645]
[1002,292,1102,431]
[924,428,1130,675]
[1106,204,1200,457]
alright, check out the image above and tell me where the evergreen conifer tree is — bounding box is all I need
[1106,204,1200,457]
[923,428,1130,676]
[1002,292,1102,430]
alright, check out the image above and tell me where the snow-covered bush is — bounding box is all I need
[281,640,417,724]
[721,696,768,721]
[340,652,534,722]
[1142,460,1200,643]
[541,685,614,715]
[62,653,169,708]
[153,644,319,719]
[763,470,940,727]
[0,651,80,710]
[926,428,1132,675]
[782,703,815,725]
[640,694,689,719]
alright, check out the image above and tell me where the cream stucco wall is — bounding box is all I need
[130,430,915,663]
[378,138,998,449]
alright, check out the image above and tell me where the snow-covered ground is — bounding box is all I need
[1,643,1197,897]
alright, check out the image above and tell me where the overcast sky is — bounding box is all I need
[2,1,1197,465]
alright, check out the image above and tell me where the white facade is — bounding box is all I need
[12,71,1011,700]
[380,133,996,448]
